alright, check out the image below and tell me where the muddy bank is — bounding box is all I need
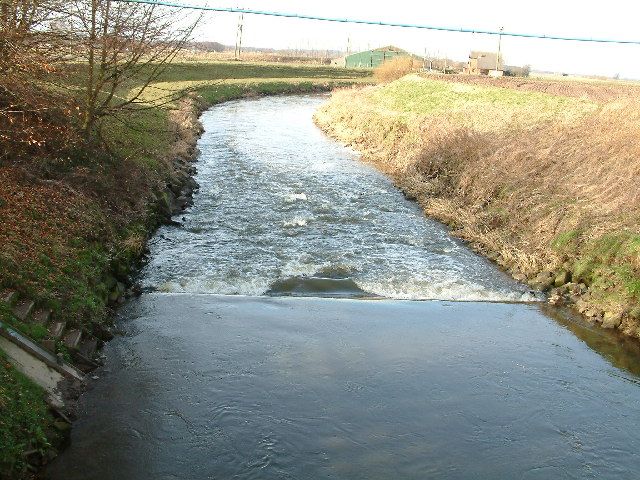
[314,76,640,340]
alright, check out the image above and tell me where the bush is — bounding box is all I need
[373,57,417,83]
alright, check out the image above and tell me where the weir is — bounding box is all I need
[46,95,640,479]
[141,95,537,302]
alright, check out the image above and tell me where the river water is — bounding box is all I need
[47,96,640,479]
[141,95,535,302]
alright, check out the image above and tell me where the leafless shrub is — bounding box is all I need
[373,57,418,83]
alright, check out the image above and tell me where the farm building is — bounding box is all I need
[464,51,504,75]
[334,46,411,69]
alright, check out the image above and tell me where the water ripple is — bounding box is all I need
[141,95,538,302]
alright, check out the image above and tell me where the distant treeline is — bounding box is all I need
[187,41,342,58]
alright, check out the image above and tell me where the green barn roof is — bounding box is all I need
[344,46,410,69]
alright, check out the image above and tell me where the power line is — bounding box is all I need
[111,0,640,46]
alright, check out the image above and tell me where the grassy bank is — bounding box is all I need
[0,350,57,478]
[1,60,370,336]
[315,74,640,337]
[0,60,370,478]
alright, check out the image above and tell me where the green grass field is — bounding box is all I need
[366,75,597,127]
[0,349,55,478]
[102,61,371,167]
[156,61,371,83]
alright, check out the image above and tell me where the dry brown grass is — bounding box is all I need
[373,57,420,83]
[315,76,640,337]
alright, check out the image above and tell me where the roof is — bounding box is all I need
[345,46,408,58]
[373,45,408,53]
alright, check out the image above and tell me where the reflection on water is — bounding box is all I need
[540,304,640,377]
[48,295,640,480]
[47,95,640,480]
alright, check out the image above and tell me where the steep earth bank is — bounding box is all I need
[314,74,640,339]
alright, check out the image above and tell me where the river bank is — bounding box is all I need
[314,74,640,339]
[0,61,370,478]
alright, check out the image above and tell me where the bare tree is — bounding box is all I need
[1,0,57,74]
[61,0,201,136]
[0,1,77,161]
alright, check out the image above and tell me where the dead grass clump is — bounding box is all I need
[411,127,494,195]
[373,57,417,83]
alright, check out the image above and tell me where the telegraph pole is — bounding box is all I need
[234,10,244,60]
[496,26,504,70]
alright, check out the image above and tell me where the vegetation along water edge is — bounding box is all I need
[0,60,370,478]
[314,72,640,340]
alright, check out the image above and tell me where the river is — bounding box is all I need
[47,95,640,479]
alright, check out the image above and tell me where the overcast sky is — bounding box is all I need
[187,0,640,78]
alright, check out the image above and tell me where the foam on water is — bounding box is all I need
[358,278,539,302]
[156,278,271,297]
[141,95,539,303]
[285,192,308,202]
[283,217,308,228]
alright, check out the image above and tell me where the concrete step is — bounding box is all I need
[1,290,18,306]
[0,321,85,406]
[62,329,82,350]
[48,321,66,339]
[41,339,56,353]
[31,309,52,325]
[12,300,35,321]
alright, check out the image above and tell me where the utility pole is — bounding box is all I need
[234,10,244,60]
[496,26,504,70]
